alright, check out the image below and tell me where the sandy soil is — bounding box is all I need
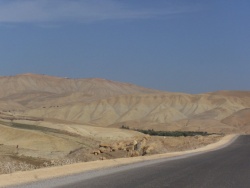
[0,134,237,188]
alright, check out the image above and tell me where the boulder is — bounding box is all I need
[99,147,107,153]
[135,139,147,152]
[133,140,138,146]
[129,150,140,157]
[111,146,118,151]
[92,150,101,155]
[126,145,135,151]
[110,143,118,151]
[117,142,127,150]
[99,143,111,148]
[99,157,106,160]
[143,146,154,155]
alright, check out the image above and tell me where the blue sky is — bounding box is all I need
[0,0,249,93]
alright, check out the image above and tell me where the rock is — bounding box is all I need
[111,145,118,151]
[143,135,150,140]
[129,150,140,157]
[99,157,106,160]
[99,147,107,153]
[126,142,133,146]
[99,143,111,148]
[111,143,118,150]
[133,140,138,145]
[135,139,147,152]
[50,160,55,165]
[143,146,154,155]
[92,150,101,155]
[126,145,134,151]
[117,142,126,150]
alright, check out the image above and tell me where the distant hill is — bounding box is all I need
[0,73,158,110]
[0,73,250,133]
[0,73,158,97]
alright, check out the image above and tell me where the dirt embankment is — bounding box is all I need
[0,133,224,175]
[0,134,237,188]
[76,134,223,161]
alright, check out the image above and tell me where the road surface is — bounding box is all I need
[11,135,250,188]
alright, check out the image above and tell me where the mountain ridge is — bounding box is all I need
[0,73,250,133]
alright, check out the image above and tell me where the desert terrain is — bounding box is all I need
[0,73,249,174]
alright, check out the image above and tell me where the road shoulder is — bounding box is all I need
[0,134,238,188]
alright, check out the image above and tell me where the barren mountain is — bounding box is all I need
[0,74,250,134]
[0,73,249,174]
[0,73,156,106]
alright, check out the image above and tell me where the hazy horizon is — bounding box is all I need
[0,0,249,93]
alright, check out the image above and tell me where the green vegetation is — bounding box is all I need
[120,125,211,137]
[121,125,130,129]
[136,129,210,137]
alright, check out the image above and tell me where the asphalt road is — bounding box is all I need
[12,135,250,188]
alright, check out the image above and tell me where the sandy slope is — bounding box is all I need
[0,118,144,160]
[13,119,143,140]
[0,124,78,151]
[221,108,250,133]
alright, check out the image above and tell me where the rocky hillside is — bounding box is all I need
[1,74,250,133]
[0,73,157,110]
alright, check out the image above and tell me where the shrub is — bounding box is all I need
[120,126,210,137]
